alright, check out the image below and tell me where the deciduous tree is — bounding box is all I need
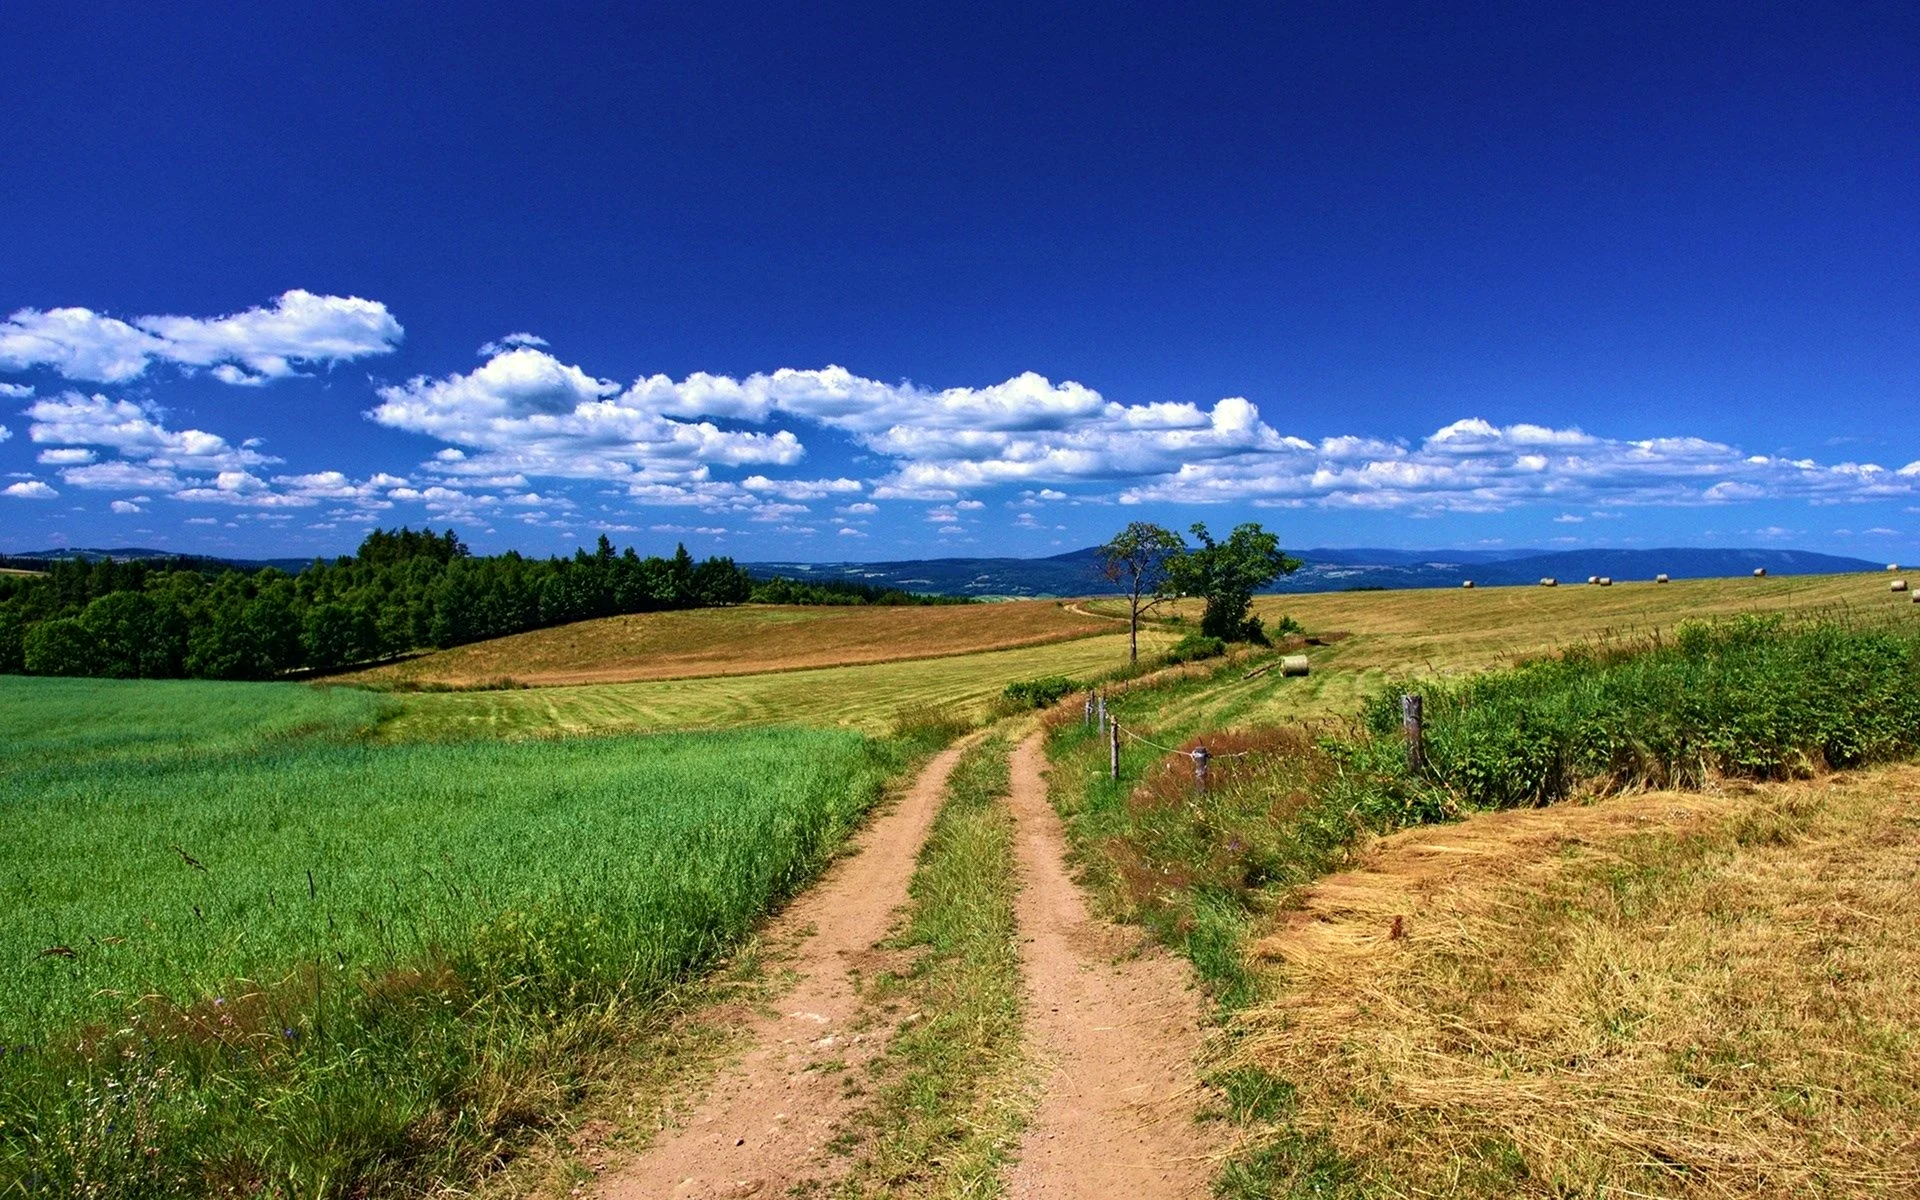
[1097,522,1188,664]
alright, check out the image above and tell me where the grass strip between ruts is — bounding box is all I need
[827,733,1035,1198]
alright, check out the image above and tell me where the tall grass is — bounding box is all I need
[1368,614,1920,805]
[1049,616,1920,1005]
[0,676,904,1197]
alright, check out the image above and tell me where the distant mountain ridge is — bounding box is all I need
[6,543,1885,596]
[3,547,318,573]
[745,545,1884,597]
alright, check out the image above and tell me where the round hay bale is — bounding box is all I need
[1540,577,1557,587]
[1461,579,1475,589]
[1587,575,1599,585]
[1598,576,1613,586]
[1280,655,1310,677]
[1655,573,1670,583]
[1893,579,1909,593]
[1753,567,1767,577]
[1889,563,1901,571]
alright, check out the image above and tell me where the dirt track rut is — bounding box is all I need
[595,739,971,1200]
[595,729,1214,1197]
[1003,731,1213,1199]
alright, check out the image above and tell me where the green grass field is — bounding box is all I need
[0,676,907,1197]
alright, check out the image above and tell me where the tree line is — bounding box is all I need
[1096,520,1301,662]
[0,528,956,680]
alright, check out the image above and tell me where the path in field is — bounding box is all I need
[1003,731,1214,1199]
[596,739,972,1200]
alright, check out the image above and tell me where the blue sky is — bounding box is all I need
[2,2,1915,562]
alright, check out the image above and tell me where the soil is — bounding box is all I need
[593,738,973,1200]
[1002,732,1215,1199]
[593,729,1218,1198]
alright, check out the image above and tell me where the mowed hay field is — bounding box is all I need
[0,676,903,1196]
[353,600,1111,687]
[1091,571,1920,726]
[1227,766,1920,1197]
[384,625,1175,740]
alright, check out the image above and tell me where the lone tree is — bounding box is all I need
[1171,521,1300,642]
[1097,522,1188,664]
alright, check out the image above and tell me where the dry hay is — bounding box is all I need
[352,600,1111,688]
[1226,766,1920,1197]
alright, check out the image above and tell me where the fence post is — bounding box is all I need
[1097,693,1107,732]
[1109,719,1120,780]
[1401,693,1424,774]
[1084,693,1093,728]
[1192,744,1210,795]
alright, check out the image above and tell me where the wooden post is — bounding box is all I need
[1401,693,1424,774]
[1084,694,1094,727]
[1192,744,1210,795]
[1097,693,1107,732]
[1109,719,1120,780]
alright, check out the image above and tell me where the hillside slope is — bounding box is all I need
[353,599,1110,687]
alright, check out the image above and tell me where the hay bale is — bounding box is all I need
[1280,655,1310,677]
[1893,579,1909,593]
[1540,577,1557,587]
[1598,576,1613,586]
[1753,567,1767,577]
[1587,575,1599,585]
[1889,563,1901,572]
[1461,579,1475,589]
[1655,573,1670,583]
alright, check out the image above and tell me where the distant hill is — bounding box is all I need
[4,547,317,573]
[7,542,1885,596]
[746,546,1885,597]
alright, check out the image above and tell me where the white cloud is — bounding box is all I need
[371,346,803,487]
[27,392,277,471]
[37,448,94,465]
[0,290,401,384]
[61,461,185,491]
[479,332,549,355]
[3,480,57,499]
[840,501,879,514]
[109,499,143,514]
[740,474,863,500]
[0,383,31,398]
[837,526,868,538]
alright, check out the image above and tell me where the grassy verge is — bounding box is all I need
[0,675,941,1198]
[1041,616,1920,1194]
[828,734,1032,1198]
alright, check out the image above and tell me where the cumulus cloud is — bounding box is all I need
[370,347,803,491]
[109,499,143,514]
[28,392,277,472]
[371,349,1920,516]
[2,480,57,499]
[1116,417,1920,513]
[0,290,401,384]
[0,383,31,398]
[479,332,549,355]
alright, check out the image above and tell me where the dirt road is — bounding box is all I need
[1002,732,1214,1199]
[596,728,1215,1197]
[596,739,972,1200]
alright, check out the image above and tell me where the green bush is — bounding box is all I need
[1368,616,1920,808]
[1164,633,1227,664]
[1001,675,1078,709]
